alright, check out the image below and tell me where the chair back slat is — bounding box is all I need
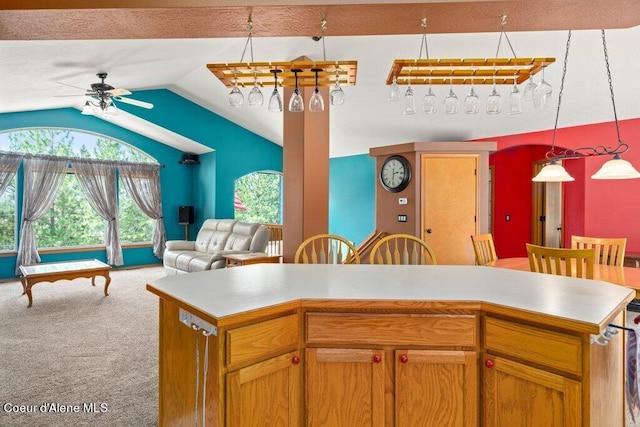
[370,234,437,265]
[471,234,498,266]
[294,234,360,264]
[571,236,626,267]
[526,243,595,279]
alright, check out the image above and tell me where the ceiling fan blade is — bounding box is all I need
[55,81,89,91]
[107,88,131,97]
[113,96,154,109]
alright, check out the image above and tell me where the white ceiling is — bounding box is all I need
[2,24,640,157]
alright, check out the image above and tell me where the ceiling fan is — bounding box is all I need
[58,72,153,116]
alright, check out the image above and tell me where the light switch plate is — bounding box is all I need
[398,197,408,205]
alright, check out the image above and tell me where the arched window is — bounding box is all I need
[234,171,283,224]
[0,128,155,250]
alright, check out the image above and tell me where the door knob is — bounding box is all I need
[426,229,433,234]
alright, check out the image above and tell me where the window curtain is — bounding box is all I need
[73,160,123,266]
[16,157,68,272]
[118,163,166,258]
[0,153,22,198]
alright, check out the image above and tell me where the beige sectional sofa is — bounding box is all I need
[163,219,270,275]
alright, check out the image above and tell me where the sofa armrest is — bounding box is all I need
[165,240,196,251]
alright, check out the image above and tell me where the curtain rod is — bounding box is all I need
[0,151,165,169]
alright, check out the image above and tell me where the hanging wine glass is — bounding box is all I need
[330,70,345,106]
[507,75,522,115]
[464,79,480,114]
[388,72,401,102]
[533,66,552,108]
[523,73,537,102]
[443,77,459,114]
[486,75,502,114]
[267,69,283,112]
[404,78,416,115]
[309,68,325,112]
[247,70,264,107]
[288,69,304,112]
[422,78,437,114]
[228,74,244,108]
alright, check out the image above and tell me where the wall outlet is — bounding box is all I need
[398,214,407,222]
[179,308,217,336]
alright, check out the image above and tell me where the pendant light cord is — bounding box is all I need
[549,30,572,158]
[602,30,622,144]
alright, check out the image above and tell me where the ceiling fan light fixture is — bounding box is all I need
[591,155,640,180]
[532,160,575,182]
[81,101,93,115]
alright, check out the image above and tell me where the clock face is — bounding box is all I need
[380,155,411,192]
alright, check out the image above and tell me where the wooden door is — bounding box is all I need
[395,349,478,427]
[482,355,581,426]
[226,351,301,426]
[421,154,478,264]
[306,347,385,426]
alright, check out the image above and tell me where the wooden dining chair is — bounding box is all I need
[369,234,437,265]
[470,233,498,266]
[526,243,595,279]
[571,235,627,267]
[294,234,360,264]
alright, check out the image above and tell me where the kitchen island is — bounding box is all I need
[147,264,634,426]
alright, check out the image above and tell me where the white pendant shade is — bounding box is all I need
[532,161,575,182]
[591,155,640,180]
[81,101,93,115]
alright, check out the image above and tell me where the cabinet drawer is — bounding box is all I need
[227,314,299,368]
[306,313,477,347]
[484,317,582,376]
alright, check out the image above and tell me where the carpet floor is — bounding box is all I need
[0,265,166,427]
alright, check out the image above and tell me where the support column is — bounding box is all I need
[282,85,330,262]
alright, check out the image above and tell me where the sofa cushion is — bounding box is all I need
[195,219,238,253]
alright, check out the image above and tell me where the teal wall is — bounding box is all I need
[329,154,376,246]
[0,90,378,278]
[0,89,283,278]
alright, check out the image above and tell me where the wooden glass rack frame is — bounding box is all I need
[386,57,555,85]
[207,60,358,88]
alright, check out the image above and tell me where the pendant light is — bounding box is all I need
[590,31,640,179]
[533,30,640,182]
[532,31,573,182]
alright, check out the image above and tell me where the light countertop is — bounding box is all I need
[147,264,634,333]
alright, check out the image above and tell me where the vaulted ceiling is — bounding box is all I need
[2,1,640,156]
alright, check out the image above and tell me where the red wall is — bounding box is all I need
[480,118,640,257]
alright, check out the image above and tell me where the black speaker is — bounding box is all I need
[178,206,194,225]
[179,153,200,165]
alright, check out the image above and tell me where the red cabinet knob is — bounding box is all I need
[400,354,409,363]
[373,354,382,363]
[292,356,300,365]
[484,359,494,369]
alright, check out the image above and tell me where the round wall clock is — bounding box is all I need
[380,155,411,193]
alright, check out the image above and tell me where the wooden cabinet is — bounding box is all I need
[153,293,627,426]
[224,313,301,426]
[482,315,624,426]
[369,142,496,265]
[226,351,301,426]
[305,313,479,426]
[306,347,385,426]
[395,349,477,426]
[482,354,581,426]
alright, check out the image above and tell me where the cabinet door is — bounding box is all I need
[306,348,385,426]
[226,351,301,427]
[483,355,581,426]
[395,350,477,427]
